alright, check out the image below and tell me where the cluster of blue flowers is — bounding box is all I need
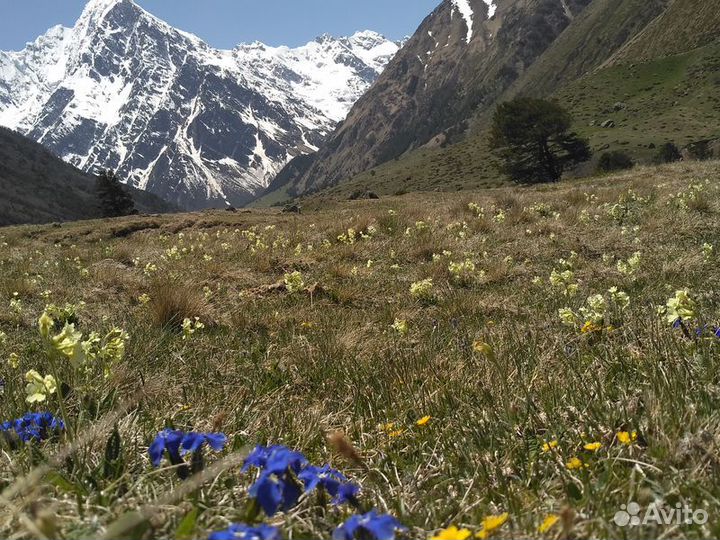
[148,429,227,467]
[333,510,407,540]
[208,510,406,540]
[0,412,65,443]
[208,523,279,540]
[208,445,405,540]
[672,320,720,338]
[242,444,360,516]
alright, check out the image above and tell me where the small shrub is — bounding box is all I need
[653,142,682,164]
[597,151,634,173]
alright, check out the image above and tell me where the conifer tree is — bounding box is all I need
[96,170,136,217]
[489,98,591,183]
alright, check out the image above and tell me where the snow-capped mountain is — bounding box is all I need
[0,0,400,209]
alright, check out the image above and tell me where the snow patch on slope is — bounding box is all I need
[484,0,498,18]
[451,0,475,43]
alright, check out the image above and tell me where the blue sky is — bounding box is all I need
[0,0,441,51]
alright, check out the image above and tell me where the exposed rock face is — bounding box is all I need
[0,0,400,209]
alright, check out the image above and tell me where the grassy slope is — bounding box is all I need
[559,43,720,162]
[610,0,720,63]
[306,41,720,203]
[272,0,720,205]
[2,161,720,538]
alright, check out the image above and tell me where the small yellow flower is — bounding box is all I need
[417,415,432,427]
[542,440,559,453]
[25,369,57,403]
[391,319,409,336]
[8,352,19,369]
[584,442,602,452]
[431,525,472,540]
[38,311,54,339]
[538,514,560,534]
[580,321,602,334]
[388,429,405,438]
[475,513,508,539]
[617,431,638,445]
[51,323,85,367]
[379,422,396,432]
[566,456,585,470]
[472,341,493,356]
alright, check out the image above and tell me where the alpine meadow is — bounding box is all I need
[1,1,720,540]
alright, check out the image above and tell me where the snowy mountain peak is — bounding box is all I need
[0,1,401,210]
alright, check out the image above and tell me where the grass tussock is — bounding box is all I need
[147,278,212,330]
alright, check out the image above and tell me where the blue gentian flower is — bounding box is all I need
[298,464,359,505]
[148,429,184,467]
[332,510,407,540]
[207,523,279,540]
[149,430,227,468]
[715,327,720,338]
[181,432,227,455]
[333,482,361,505]
[1,412,65,443]
[243,445,308,474]
[242,445,309,516]
[248,470,303,516]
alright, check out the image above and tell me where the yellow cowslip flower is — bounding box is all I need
[566,456,585,470]
[416,415,431,427]
[580,294,607,324]
[138,293,151,305]
[25,370,57,403]
[51,323,85,368]
[38,311,54,339]
[391,319,409,336]
[538,514,560,534]
[8,353,20,369]
[665,289,696,325]
[558,308,577,327]
[410,279,434,301]
[475,513,508,539]
[182,317,205,340]
[617,431,637,445]
[584,442,602,452]
[388,429,405,438]
[284,271,305,294]
[431,525,472,540]
[542,440,558,453]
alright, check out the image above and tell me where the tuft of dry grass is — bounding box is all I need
[147,278,212,330]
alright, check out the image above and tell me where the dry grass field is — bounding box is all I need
[1,160,720,539]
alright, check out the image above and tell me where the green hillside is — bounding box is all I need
[282,41,719,204]
[560,43,720,161]
[0,127,176,226]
